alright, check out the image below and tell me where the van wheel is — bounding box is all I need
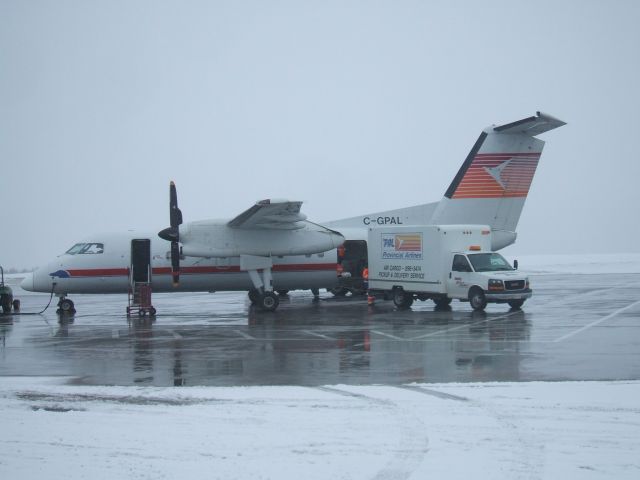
[508,299,525,310]
[468,288,487,311]
[393,289,414,309]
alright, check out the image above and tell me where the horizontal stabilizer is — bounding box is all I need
[492,111,566,136]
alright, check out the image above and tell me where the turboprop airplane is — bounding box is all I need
[21,111,565,313]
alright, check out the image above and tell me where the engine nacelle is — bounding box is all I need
[179,220,344,258]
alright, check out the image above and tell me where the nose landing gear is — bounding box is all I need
[57,297,76,315]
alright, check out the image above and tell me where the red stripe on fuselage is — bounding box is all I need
[65,263,337,278]
[66,268,129,277]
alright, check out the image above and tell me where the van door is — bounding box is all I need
[446,254,473,299]
[131,239,151,284]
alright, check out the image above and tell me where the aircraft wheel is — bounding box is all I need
[149,306,157,316]
[248,289,261,305]
[392,289,414,309]
[59,298,75,314]
[260,292,279,312]
[433,297,452,308]
[329,287,348,297]
[469,288,487,311]
[508,299,525,310]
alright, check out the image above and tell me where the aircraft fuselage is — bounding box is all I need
[23,230,339,296]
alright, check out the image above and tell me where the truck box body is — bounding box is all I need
[367,225,531,310]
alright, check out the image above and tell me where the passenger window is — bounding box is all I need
[452,255,472,272]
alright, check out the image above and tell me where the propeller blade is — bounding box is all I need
[171,241,180,286]
[170,181,183,228]
[159,182,183,287]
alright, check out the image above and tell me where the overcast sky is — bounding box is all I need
[1,0,639,269]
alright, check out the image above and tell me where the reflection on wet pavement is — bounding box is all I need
[1,273,639,386]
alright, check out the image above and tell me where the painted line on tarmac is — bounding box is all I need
[302,330,336,341]
[371,330,405,341]
[233,329,256,340]
[410,311,520,340]
[553,299,640,343]
[166,329,183,340]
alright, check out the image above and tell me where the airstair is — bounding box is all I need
[127,239,156,317]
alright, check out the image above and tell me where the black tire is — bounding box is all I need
[248,289,261,305]
[469,288,487,311]
[59,298,75,314]
[260,291,279,312]
[329,287,348,297]
[1,296,11,314]
[433,298,452,308]
[392,289,414,309]
[149,306,157,316]
[508,299,525,310]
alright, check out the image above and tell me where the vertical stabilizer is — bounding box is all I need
[430,112,565,249]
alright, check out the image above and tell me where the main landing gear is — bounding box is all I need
[242,255,280,312]
[248,288,280,312]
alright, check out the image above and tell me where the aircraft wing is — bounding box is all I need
[227,199,308,230]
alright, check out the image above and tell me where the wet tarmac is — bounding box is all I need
[1,273,639,387]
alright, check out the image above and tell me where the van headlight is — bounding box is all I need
[488,279,504,291]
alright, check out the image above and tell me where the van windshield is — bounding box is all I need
[467,253,513,272]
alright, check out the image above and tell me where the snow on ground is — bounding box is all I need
[3,254,640,478]
[506,253,640,275]
[1,377,639,480]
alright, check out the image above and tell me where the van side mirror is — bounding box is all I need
[513,259,519,270]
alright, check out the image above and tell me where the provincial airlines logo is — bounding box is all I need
[453,152,541,199]
[395,234,422,251]
[382,233,422,260]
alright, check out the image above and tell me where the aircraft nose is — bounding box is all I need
[22,267,55,293]
[20,273,34,291]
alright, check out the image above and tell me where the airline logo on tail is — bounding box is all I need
[452,152,541,199]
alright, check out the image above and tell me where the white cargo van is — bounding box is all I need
[367,225,531,310]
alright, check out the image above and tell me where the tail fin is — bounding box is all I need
[430,111,565,249]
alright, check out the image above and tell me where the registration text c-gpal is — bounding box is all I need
[363,216,404,226]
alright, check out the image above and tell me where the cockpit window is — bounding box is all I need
[65,243,104,255]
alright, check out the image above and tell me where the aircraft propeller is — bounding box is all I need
[158,181,183,286]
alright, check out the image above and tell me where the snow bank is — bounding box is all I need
[505,253,640,275]
[1,378,638,479]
